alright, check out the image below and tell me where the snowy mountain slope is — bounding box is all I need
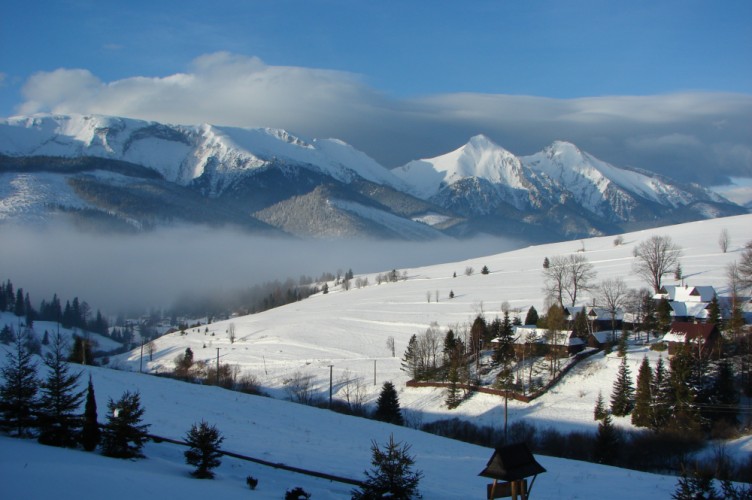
[0,113,746,240]
[0,114,406,192]
[393,135,745,233]
[100,214,752,437]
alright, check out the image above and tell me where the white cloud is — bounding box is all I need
[17,52,752,183]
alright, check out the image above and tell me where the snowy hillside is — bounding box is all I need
[108,214,752,436]
[0,363,683,500]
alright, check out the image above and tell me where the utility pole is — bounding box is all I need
[328,365,333,409]
[373,360,377,386]
[140,340,144,373]
[216,348,220,385]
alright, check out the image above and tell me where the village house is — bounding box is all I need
[505,325,586,358]
[564,305,623,332]
[662,321,721,358]
[654,284,726,323]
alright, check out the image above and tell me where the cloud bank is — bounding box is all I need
[17,52,752,184]
[0,224,520,314]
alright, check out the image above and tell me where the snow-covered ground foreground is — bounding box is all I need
[1,364,681,499]
[112,214,752,436]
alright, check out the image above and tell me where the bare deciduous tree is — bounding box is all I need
[597,278,629,342]
[228,323,236,344]
[632,235,683,292]
[386,336,395,357]
[718,228,730,253]
[565,254,597,307]
[543,254,596,307]
[338,369,366,413]
[739,241,752,291]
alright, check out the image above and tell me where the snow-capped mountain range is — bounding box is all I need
[0,114,745,240]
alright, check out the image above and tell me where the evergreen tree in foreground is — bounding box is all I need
[38,333,85,447]
[184,420,224,479]
[610,356,634,416]
[352,434,423,500]
[374,381,404,426]
[593,413,620,465]
[101,390,150,458]
[0,328,39,436]
[80,376,100,451]
[631,356,653,428]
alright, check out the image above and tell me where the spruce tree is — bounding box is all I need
[668,345,703,433]
[80,376,100,451]
[492,312,515,367]
[445,365,461,410]
[593,390,607,421]
[0,328,39,436]
[101,390,150,458]
[617,330,628,357]
[352,435,423,500]
[184,420,224,479]
[657,297,672,333]
[572,309,589,340]
[631,356,653,428]
[593,413,620,465]
[610,356,635,416]
[400,335,419,380]
[706,295,721,327]
[706,359,738,429]
[374,382,404,425]
[38,333,85,447]
[651,356,672,430]
[524,306,539,326]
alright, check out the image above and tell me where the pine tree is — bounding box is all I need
[481,265,490,275]
[38,333,85,447]
[631,356,653,428]
[610,356,634,416]
[593,390,607,421]
[668,345,703,433]
[374,382,403,426]
[657,297,672,333]
[524,306,539,326]
[101,391,150,458]
[617,329,628,357]
[572,309,589,340]
[0,328,39,436]
[706,359,738,429]
[184,420,224,479]
[492,312,515,367]
[80,376,100,451]
[593,413,620,465]
[352,435,423,500]
[706,295,722,327]
[445,365,461,410]
[69,335,95,366]
[651,356,672,430]
[400,335,419,380]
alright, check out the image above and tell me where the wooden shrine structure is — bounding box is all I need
[478,443,546,499]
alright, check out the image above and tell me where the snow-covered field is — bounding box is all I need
[2,214,751,498]
[1,364,682,499]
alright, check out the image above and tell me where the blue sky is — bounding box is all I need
[1,0,751,182]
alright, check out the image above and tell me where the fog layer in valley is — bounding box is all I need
[0,224,523,314]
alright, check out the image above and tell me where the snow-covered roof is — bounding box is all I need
[669,301,710,319]
[564,305,622,321]
[508,326,584,347]
[655,285,716,303]
[662,322,718,344]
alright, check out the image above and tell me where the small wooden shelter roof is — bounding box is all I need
[478,443,546,481]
